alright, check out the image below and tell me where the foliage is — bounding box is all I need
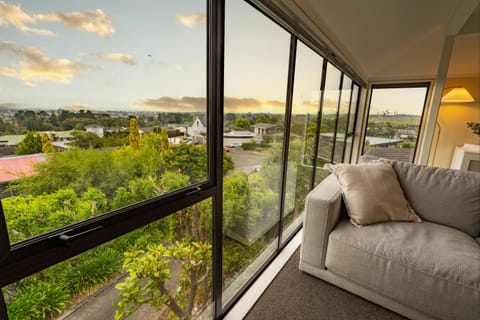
[467,122,480,136]
[163,144,207,183]
[223,150,234,174]
[15,131,42,155]
[160,128,170,153]
[2,187,108,243]
[254,114,278,124]
[401,141,415,148]
[112,176,159,210]
[71,130,103,149]
[41,133,55,154]
[241,141,257,150]
[7,282,70,320]
[62,248,122,295]
[233,118,252,130]
[223,173,250,233]
[115,240,211,320]
[128,118,140,150]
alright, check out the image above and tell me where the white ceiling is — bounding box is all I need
[271,0,480,82]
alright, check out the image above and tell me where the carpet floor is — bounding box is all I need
[245,249,408,320]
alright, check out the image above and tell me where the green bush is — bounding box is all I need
[62,248,122,295]
[7,282,70,320]
[241,141,257,150]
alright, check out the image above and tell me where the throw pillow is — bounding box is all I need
[326,162,421,226]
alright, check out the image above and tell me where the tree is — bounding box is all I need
[41,133,55,154]
[71,131,103,149]
[128,118,140,150]
[160,128,170,154]
[15,131,42,155]
[233,118,252,131]
[115,240,211,320]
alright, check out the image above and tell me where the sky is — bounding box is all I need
[0,0,207,112]
[370,87,428,116]
[0,1,426,115]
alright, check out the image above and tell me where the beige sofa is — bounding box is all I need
[299,156,480,320]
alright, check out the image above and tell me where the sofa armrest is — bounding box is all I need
[300,174,343,271]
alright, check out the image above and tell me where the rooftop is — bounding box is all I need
[0,154,46,183]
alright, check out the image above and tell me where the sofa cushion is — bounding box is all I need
[326,219,480,320]
[360,155,480,238]
[326,162,421,226]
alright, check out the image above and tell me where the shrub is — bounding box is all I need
[7,282,70,320]
[241,141,257,150]
[62,248,122,295]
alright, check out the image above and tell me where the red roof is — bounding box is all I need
[0,154,45,183]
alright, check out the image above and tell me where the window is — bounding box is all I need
[333,76,353,163]
[0,1,213,318]
[282,41,323,242]
[0,0,207,245]
[222,0,291,307]
[2,200,213,320]
[343,84,360,163]
[363,84,429,162]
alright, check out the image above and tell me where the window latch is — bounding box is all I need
[49,225,103,246]
[185,186,202,196]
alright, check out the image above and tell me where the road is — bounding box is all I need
[227,148,265,176]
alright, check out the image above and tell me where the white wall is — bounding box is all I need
[429,77,480,168]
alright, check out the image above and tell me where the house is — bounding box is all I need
[187,116,207,137]
[0,154,46,197]
[85,125,104,138]
[0,1,478,320]
[252,123,283,136]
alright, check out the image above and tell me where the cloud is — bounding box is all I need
[134,96,286,113]
[0,1,54,36]
[176,13,206,28]
[0,102,19,109]
[0,2,114,37]
[0,41,89,84]
[97,53,136,65]
[134,96,206,112]
[35,9,114,36]
[224,97,285,113]
[0,66,17,77]
[63,104,97,111]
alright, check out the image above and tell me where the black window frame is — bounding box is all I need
[361,82,431,163]
[0,0,216,299]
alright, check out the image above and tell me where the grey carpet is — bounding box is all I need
[245,249,408,320]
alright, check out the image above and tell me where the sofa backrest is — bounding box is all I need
[359,155,480,238]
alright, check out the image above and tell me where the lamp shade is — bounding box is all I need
[441,87,475,103]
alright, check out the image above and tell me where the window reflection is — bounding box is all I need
[223,0,290,306]
[282,41,323,241]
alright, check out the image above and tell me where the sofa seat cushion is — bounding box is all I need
[326,219,480,320]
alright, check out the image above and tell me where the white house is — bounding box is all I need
[252,123,282,137]
[187,116,207,137]
[85,125,104,138]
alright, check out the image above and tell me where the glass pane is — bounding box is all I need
[344,84,360,163]
[282,41,323,242]
[333,76,352,163]
[315,63,341,185]
[0,1,207,244]
[364,86,428,162]
[222,0,290,307]
[2,199,213,320]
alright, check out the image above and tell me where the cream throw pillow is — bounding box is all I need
[327,162,421,226]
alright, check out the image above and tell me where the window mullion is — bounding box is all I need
[277,35,297,248]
